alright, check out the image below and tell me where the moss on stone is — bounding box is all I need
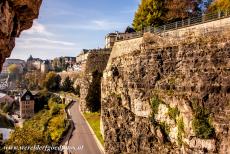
[192,107,215,139]
[177,117,184,146]
[150,95,162,114]
[168,107,180,121]
[167,89,174,96]
[168,77,176,84]
[159,122,170,142]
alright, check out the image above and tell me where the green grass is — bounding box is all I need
[83,112,104,145]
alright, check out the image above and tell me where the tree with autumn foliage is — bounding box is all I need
[43,72,61,92]
[133,0,200,31]
[164,0,199,22]
[7,64,21,81]
[133,0,165,31]
[208,0,230,12]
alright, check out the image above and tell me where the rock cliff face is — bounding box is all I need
[102,31,230,153]
[0,0,42,70]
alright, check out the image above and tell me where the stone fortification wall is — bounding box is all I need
[79,49,111,112]
[101,30,230,153]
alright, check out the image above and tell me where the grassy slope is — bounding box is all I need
[83,112,104,145]
[7,103,69,146]
[24,103,68,143]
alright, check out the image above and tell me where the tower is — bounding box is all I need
[19,90,34,119]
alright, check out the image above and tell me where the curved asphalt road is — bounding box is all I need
[68,101,102,154]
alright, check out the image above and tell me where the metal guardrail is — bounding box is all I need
[116,10,230,42]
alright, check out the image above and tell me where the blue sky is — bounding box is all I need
[10,0,140,60]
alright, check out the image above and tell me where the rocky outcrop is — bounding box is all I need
[0,0,42,70]
[102,30,230,153]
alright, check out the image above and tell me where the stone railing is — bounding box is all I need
[116,10,230,41]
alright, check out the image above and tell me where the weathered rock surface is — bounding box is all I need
[0,0,42,70]
[102,31,230,153]
[79,49,111,112]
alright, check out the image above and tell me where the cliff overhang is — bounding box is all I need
[0,0,42,70]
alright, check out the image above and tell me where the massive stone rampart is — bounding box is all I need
[0,0,42,70]
[102,29,230,153]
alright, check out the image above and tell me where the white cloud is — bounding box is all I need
[15,20,78,53]
[16,44,76,50]
[49,20,129,31]
[23,21,54,36]
[21,38,76,46]
[16,37,77,51]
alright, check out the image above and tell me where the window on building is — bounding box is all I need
[26,95,30,101]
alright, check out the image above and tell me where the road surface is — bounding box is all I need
[68,101,102,154]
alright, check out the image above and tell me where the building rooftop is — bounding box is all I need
[0,93,6,98]
[27,55,42,62]
[43,60,50,64]
[21,90,34,101]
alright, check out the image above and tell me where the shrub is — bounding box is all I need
[48,115,66,142]
[49,96,62,104]
[62,76,74,92]
[50,105,60,116]
[74,85,80,96]
[192,108,215,139]
[2,103,11,113]
[48,97,62,115]
[34,90,52,113]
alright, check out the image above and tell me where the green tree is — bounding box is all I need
[133,0,165,31]
[133,0,200,31]
[53,58,64,72]
[34,90,51,113]
[43,72,61,92]
[7,64,20,74]
[62,76,74,92]
[24,71,46,90]
[2,103,10,113]
[85,70,102,112]
[0,133,3,140]
[7,64,21,81]
[74,85,80,96]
